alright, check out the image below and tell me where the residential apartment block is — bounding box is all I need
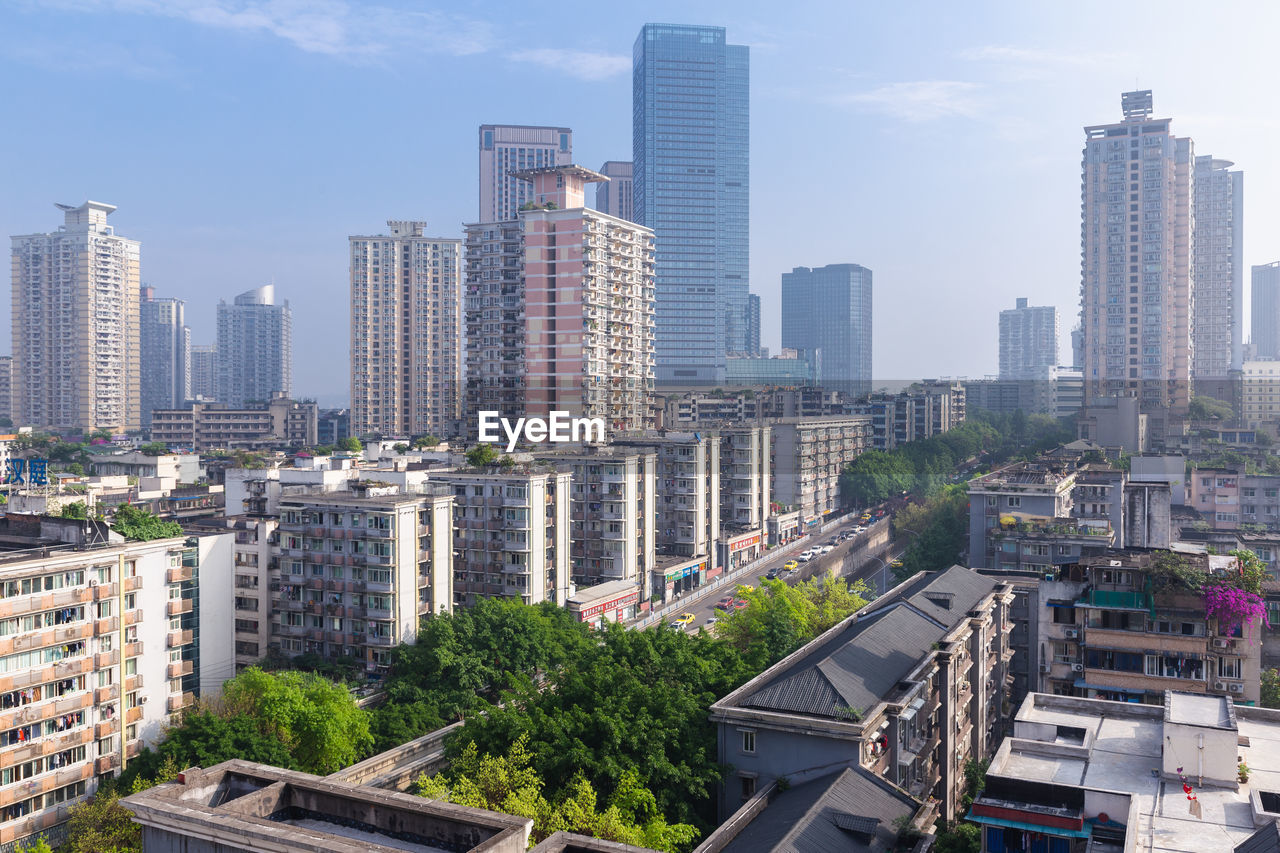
[0,356,12,426]
[1241,359,1280,434]
[999,298,1059,380]
[349,222,462,439]
[440,469,572,609]
[273,485,454,673]
[1189,466,1280,531]
[710,566,1015,823]
[1192,155,1244,379]
[150,397,318,451]
[1080,91,1193,433]
[966,455,1172,572]
[215,285,292,409]
[11,201,140,433]
[464,166,655,435]
[188,344,216,401]
[1253,262,1280,360]
[1035,550,1260,705]
[478,124,572,223]
[969,690,1280,853]
[0,516,233,849]
[139,287,190,429]
[222,515,277,672]
[719,426,771,533]
[617,432,721,575]
[770,417,872,528]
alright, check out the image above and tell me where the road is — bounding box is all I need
[663,514,907,632]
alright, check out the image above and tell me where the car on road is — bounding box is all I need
[798,550,815,562]
[672,613,696,628]
[890,558,904,569]
[704,616,718,628]
[819,545,834,554]
[732,599,749,610]
[715,596,734,611]
[765,568,779,580]
[783,560,799,571]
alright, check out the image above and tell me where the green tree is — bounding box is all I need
[1190,396,1234,421]
[716,576,871,670]
[60,501,89,519]
[121,711,299,788]
[894,485,969,579]
[933,821,980,853]
[1230,549,1272,594]
[412,435,442,449]
[14,838,55,853]
[393,442,410,454]
[221,668,373,774]
[66,461,85,476]
[336,436,363,453]
[465,443,500,467]
[111,504,183,541]
[63,788,142,853]
[137,441,170,456]
[1262,668,1280,709]
[418,735,696,851]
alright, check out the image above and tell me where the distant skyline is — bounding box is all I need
[3,1,1280,405]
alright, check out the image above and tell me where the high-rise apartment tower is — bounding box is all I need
[594,161,634,222]
[215,285,292,408]
[781,264,872,395]
[1252,262,1280,361]
[1192,155,1244,378]
[999,297,1059,380]
[11,201,141,432]
[478,124,572,222]
[140,286,191,428]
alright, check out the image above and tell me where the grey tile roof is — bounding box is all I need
[1235,823,1280,853]
[736,566,998,721]
[719,767,916,853]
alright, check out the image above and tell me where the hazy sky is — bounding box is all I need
[3,0,1279,405]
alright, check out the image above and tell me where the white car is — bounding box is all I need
[798,550,815,562]
[820,545,834,554]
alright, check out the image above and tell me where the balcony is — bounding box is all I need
[167,660,194,679]
[167,565,194,583]
[125,705,143,724]
[167,629,194,648]
[96,754,121,774]
[167,692,195,713]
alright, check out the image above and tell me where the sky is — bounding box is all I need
[3,0,1279,407]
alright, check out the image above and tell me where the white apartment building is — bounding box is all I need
[273,485,454,673]
[771,417,873,529]
[1080,91,1193,435]
[1192,155,1244,379]
[477,124,572,222]
[720,426,771,532]
[10,202,141,433]
[215,285,291,409]
[440,469,572,609]
[0,519,233,850]
[139,287,190,430]
[349,223,462,439]
[998,298,1059,380]
[1242,359,1280,435]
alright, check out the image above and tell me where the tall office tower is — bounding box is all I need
[1192,155,1244,378]
[1071,326,1084,369]
[189,344,217,401]
[215,285,292,408]
[349,223,462,439]
[1080,91,1193,434]
[464,165,656,436]
[140,286,191,428]
[0,355,11,425]
[11,201,140,432]
[746,293,761,357]
[594,161,634,222]
[633,24,749,384]
[1252,262,1280,360]
[998,297,1059,380]
[780,264,872,395]
[478,124,572,222]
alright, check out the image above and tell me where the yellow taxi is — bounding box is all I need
[784,560,799,571]
[673,613,696,628]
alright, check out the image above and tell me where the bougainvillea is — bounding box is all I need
[1204,583,1269,640]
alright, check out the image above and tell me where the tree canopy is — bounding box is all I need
[137,441,170,456]
[337,436,363,453]
[111,504,183,541]
[465,443,500,467]
[715,575,872,671]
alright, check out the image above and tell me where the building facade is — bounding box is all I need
[1253,262,1280,361]
[478,124,572,223]
[746,293,761,358]
[150,397,317,451]
[998,297,1059,380]
[350,222,462,440]
[0,518,232,849]
[464,166,655,435]
[215,285,292,409]
[710,566,1015,823]
[139,287,190,429]
[1242,360,1280,435]
[634,23,749,384]
[1192,155,1244,379]
[11,201,141,433]
[771,417,872,528]
[188,345,216,401]
[0,356,12,426]
[781,264,872,395]
[1080,91,1193,435]
[594,160,633,222]
[441,469,572,609]
[274,486,454,673]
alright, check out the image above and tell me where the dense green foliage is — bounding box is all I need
[14,838,54,853]
[137,441,170,456]
[337,436,363,453]
[412,435,442,449]
[1262,668,1280,709]
[62,788,142,853]
[893,485,970,579]
[417,735,697,852]
[111,504,183,541]
[60,500,88,519]
[715,576,872,671]
[465,442,500,467]
[1189,395,1234,421]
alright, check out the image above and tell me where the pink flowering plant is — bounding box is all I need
[1203,583,1269,640]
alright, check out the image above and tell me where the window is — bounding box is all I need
[740,729,756,754]
[740,775,756,801]
[1007,496,1021,508]
[1219,657,1243,679]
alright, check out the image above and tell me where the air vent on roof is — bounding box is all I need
[832,813,880,840]
[924,592,954,609]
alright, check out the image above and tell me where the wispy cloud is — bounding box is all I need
[31,0,493,59]
[959,45,1126,74]
[834,80,983,122]
[509,48,629,81]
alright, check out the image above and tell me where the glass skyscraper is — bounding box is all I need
[781,264,873,396]
[633,24,748,385]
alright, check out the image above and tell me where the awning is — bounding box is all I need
[968,813,1091,839]
[899,696,926,722]
[898,748,920,768]
[1046,600,1076,608]
[1073,678,1146,695]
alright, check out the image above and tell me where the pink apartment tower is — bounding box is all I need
[464,165,655,437]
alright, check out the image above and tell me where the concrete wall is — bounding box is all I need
[198,532,236,697]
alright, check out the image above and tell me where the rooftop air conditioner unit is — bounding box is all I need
[1214,681,1227,691]
[1228,682,1245,694]
[1071,663,1084,673]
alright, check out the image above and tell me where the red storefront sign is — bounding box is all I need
[729,533,762,552]
[576,592,639,620]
